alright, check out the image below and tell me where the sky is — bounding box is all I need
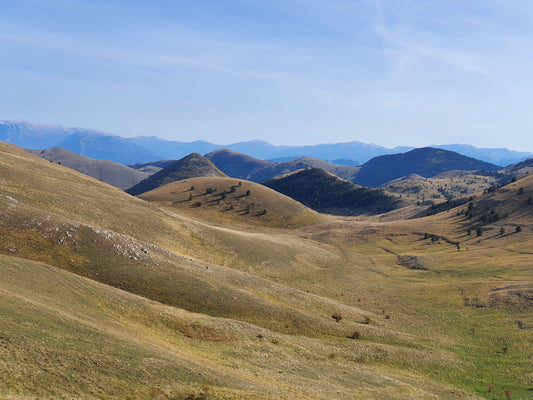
[1,0,533,150]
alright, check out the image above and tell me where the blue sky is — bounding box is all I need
[1,0,533,150]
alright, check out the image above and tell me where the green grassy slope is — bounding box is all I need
[1,254,487,400]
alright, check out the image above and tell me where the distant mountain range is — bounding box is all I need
[2,120,531,166]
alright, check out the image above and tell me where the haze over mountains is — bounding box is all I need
[2,120,532,166]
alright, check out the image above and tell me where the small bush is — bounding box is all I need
[350,331,362,339]
[364,316,372,324]
[516,225,522,233]
[332,313,343,323]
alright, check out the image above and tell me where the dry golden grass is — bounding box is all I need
[383,172,499,203]
[0,142,532,399]
[139,176,322,228]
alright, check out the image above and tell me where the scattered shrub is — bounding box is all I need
[364,316,372,324]
[516,226,522,233]
[350,331,362,339]
[332,313,343,323]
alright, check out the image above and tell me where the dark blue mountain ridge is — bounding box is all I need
[355,147,502,188]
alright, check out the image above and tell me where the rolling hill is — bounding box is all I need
[205,148,359,183]
[138,177,321,228]
[502,157,533,179]
[205,148,271,180]
[1,140,532,399]
[127,153,227,195]
[128,159,176,174]
[263,168,399,215]
[355,147,502,188]
[26,147,150,190]
[382,171,501,203]
[434,144,532,167]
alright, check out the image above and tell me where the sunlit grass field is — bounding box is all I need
[0,142,532,399]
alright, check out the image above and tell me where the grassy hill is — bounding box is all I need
[502,157,533,179]
[139,177,321,228]
[355,147,502,188]
[205,149,271,180]
[205,149,359,183]
[421,172,533,232]
[263,168,400,215]
[128,159,176,174]
[1,141,532,399]
[26,147,151,190]
[127,153,227,195]
[383,171,501,203]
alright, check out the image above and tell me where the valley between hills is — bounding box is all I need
[0,140,532,400]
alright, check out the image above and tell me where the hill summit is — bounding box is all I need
[355,147,501,187]
[127,153,226,195]
[263,168,399,215]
